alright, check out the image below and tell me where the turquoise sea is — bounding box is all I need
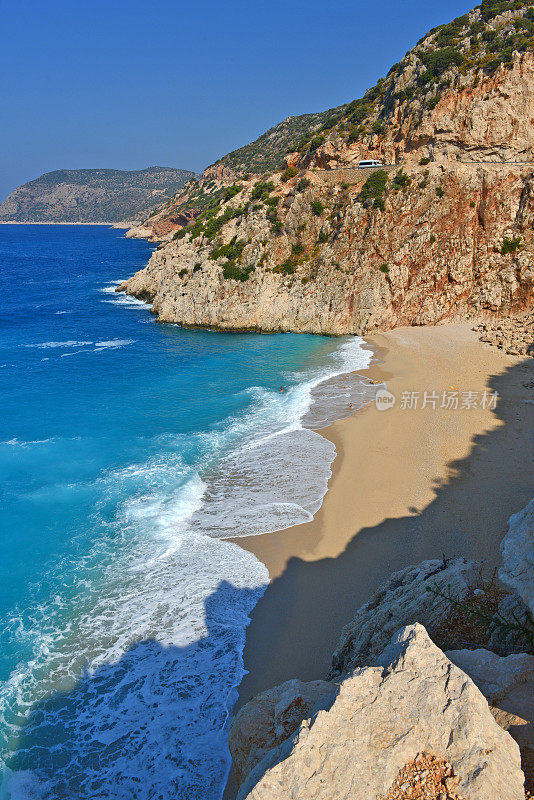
[0,224,372,799]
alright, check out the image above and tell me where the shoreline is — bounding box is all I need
[224,322,533,798]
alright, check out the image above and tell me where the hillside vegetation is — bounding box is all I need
[140,0,534,238]
[119,1,534,336]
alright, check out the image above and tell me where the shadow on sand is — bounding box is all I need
[233,354,534,718]
[4,357,533,800]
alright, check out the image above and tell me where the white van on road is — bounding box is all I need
[358,159,384,168]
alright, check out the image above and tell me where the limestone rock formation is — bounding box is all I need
[445,648,534,703]
[229,679,335,788]
[235,624,524,800]
[328,557,483,678]
[500,498,534,615]
[118,4,534,335]
[446,648,534,793]
[474,309,534,356]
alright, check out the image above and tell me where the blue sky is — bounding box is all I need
[0,0,474,199]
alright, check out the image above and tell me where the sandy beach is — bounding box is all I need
[224,322,534,797]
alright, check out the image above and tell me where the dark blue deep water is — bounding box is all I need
[0,225,371,799]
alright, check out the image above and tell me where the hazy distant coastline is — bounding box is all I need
[0,220,131,227]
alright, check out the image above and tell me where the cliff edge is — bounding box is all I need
[118,2,534,335]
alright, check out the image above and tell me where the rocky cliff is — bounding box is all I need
[0,166,197,223]
[119,2,534,335]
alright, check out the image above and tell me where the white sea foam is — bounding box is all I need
[101,283,149,309]
[23,338,135,355]
[103,296,149,309]
[0,437,55,447]
[93,338,135,349]
[186,336,374,538]
[0,532,267,800]
[0,335,374,800]
[24,340,94,349]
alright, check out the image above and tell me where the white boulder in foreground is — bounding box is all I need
[236,624,524,800]
[500,499,534,616]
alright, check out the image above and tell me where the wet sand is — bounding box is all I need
[224,322,534,797]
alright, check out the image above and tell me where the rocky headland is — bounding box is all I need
[0,166,198,224]
[118,2,534,337]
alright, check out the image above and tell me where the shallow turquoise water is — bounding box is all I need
[0,225,371,799]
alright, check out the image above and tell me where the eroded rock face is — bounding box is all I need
[445,649,534,704]
[500,499,534,616]
[119,50,534,335]
[118,158,534,334]
[228,679,335,788]
[329,558,483,678]
[446,648,534,793]
[236,625,524,800]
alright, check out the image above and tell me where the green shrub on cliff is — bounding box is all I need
[210,236,255,281]
[203,205,238,239]
[500,236,522,254]
[273,261,295,276]
[210,236,246,263]
[308,135,325,152]
[359,169,388,205]
[281,166,299,181]
[222,262,255,281]
[296,178,310,192]
[347,126,365,144]
[224,184,242,202]
[189,221,204,239]
[420,46,465,79]
[392,170,410,191]
[266,206,283,234]
[434,14,469,46]
[480,0,526,22]
[310,199,324,216]
[251,181,275,201]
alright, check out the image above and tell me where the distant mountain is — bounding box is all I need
[0,167,198,223]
